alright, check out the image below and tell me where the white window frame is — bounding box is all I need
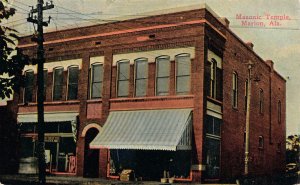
[134,58,148,97]
[24,69,34,103]
[175,53,191,95]
[67,65,79,100]
[90,62,103,99]
[232,71,238,108]
[52,66,64,101]
[209,59,217,98]
[155,55,170,96]
[116,59,130,98]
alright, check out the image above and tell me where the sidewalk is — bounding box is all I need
[0,174,237,185]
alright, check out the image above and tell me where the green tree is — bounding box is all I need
[0,0,29,99]
[286,135,300,164]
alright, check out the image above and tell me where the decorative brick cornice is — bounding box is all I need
[113,41,195,55]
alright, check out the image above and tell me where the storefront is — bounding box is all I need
[18,112,78,174]
[90,109,192,181]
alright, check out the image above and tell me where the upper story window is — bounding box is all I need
[259,89,264,114]
[134,58,148,97]
[117,60,130,97]
[278,100,281,124]
[258,136,264,149]
[24,70,34,103]
[90,63,103,99]
[53,67,64,101]
[43,69,48,101]
[175,54,191,95]
[156,56,170,96]
[210,59,217,98]
[232,72,238,108]
[67,66,79,100]
[205,58,222,101]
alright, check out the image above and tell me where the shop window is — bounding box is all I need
[53,67,64,101]
[232,72,238,108]
[259,89,264,114]
[24,70,34,103]
[205,115,221,136]
[175,54,191,95]
[90,63,103,99]
[67,66,79,100]
[278,100,281,124]
[20,137,35,158]
[259,136,264,149]
[117,60,130,97]
[205,115,221,178]
[156,56,170,96]
[134,58,148,97]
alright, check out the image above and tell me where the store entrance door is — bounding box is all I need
[83,128,99,177]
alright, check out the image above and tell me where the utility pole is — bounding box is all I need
[27,1,54,184]
[244,61,253,175]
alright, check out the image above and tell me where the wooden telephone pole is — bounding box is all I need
[27,0,54,184]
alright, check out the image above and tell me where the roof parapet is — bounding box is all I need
[265,60,274,71]
[246,42,254,50]
[221,17,230,28]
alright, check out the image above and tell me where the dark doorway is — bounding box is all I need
[83,128,99,177]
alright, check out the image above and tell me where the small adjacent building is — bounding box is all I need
[16,4,285,182]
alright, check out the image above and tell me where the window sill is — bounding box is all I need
[19,100,80,106]
[258,147,264,151]
[206,96,222,105]
[232,106,239,111]
[87,99,102,103]
[110,95,194,102]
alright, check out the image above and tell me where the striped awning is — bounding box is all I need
[90,109,192,151]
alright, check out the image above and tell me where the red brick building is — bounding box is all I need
[16,5,285,182]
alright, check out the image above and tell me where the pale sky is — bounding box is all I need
[4,0,300,136]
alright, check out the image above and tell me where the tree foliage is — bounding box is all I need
[286,135,300,164]
[0,0,29,99]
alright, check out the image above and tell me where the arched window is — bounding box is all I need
[232,72,238,108]
[278,100,281,124]
[134,58,148,97]
[258,136,264,149]
[67,65,79,100]
[175,53,191,95]
[210,59,217,98]
[156,55,170,96]
[259,89,264,114]
[53,66,64,101]
[117,60,130,97]
[24,70,34,103]
[90,63,103,99]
